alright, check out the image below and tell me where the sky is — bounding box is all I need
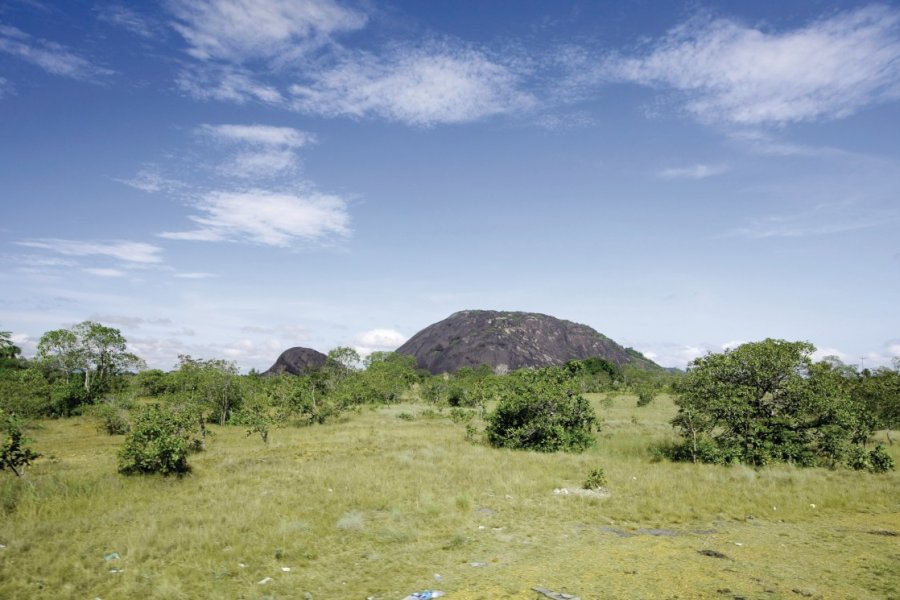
[1,0,899,372]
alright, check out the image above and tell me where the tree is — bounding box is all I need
[670,339,891,470]
[0,330,21,361]
[170,356,242,426]
[1,408,41,477]
[37,321,144,400]
[486,367,598,452]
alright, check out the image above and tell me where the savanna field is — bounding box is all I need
[2,394,897,600]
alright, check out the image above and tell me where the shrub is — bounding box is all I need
[118,404,199,475]
[486,371,597,452]
[93,403,130,435]
[1,409,41,477]
[583,467,608,489]
[635,384,657,407]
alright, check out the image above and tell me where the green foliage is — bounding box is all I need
[169,356,243,425]
[132,369,169,397]
[92,402,130,435]
[486,367,598,452]
[635,383,659,407]
[1,408,41,477]
[565,357,622,392]
[670,339,890,470]
[37,321,145,402]
[233,392,278,444]
[118,404,201,475]
[583,467,608,489]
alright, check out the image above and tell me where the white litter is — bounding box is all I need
[258,577,274,585]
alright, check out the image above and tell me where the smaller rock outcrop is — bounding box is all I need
[265,347,327,375]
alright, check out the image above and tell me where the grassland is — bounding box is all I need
[1,394,898,599]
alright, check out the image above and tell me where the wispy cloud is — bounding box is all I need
[17,239,165,263]
[197,123,315,178]
[116,166,186,194]
[727,201,897,239]
[0,23,113,80]
[174,272,217,279]
[160,189,350,247]
[83,267,126,277]
[96,5,160,39]
[603,5,900,125]
[0,76,12,98]
[290,43,535,126]
[658,163,728,179]
[176,64,284,104]
[167,0,366,62]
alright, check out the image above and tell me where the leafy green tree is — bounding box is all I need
[0,331,22,365]
[169,356,242,425]
[1,408,41,477]
[486,367,598,452]
[671,339,890,470]
[37,321,144,400]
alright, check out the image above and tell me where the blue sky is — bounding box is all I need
[2,0,899,371]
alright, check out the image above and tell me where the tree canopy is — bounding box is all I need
[670,339,893,471]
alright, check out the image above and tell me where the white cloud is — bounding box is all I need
[198,124,314,148]
[176,65,284,104]
[290,44,535,126]
[721,340,746,351]
[96,5,159,39]
[83,267,126,277]
[604,5,900,125]
[0,24,113,80]
[353,328,407,357]
[167,0,366,62]
[174,272,217,279]
[658,164,728,179]
[160,188,350,247]
[635,342,714,369]
[17,239,164,264]
[197,124,315,178]
[116,166,186,194]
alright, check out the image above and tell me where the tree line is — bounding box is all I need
[1,323,897,476]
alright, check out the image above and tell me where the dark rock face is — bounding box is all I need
[265,347,327,375]
[396,310,660,375]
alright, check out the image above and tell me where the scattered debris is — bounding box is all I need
[469,562,488,568]
[809,504,816,509]
[553,487,609,499]
[281,566,291,572]
[0,544,6,549]
[258,577,274,585]
[108,569,123,574]
[239,563,247,568]
[401,590,445,600]
[475,506,497,516]
[433,573,442,581]
[103,552,120,561]
[792,588,816,597]
[734,542,744,547]
[532,586,581,600]
[698,549,730,559]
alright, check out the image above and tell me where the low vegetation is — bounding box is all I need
[0,323,898,597]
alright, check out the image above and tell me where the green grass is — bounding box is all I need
[1,394,898,599]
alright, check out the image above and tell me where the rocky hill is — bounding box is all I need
[265,346,327,375]
[396,310,660,374]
